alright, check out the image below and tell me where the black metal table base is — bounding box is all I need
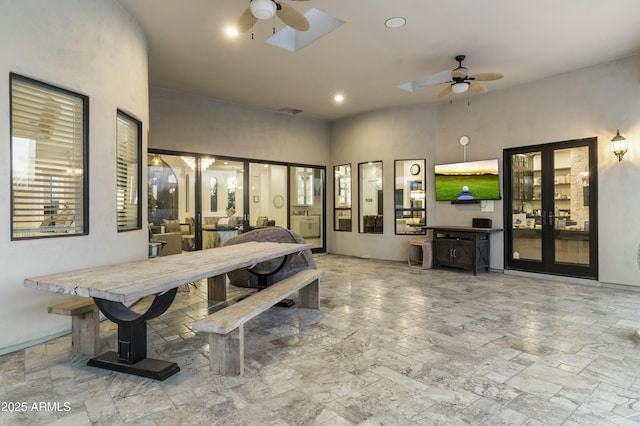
[238,254,297,307]
[87,351,180,381]
[89,288,180,381]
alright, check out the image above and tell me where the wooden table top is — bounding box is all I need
[24,242,311,303]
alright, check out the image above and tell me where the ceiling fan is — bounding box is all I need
[399,55,504,98]
[237,0,311,33]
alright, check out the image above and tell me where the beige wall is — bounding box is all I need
[149,87,330,166]
[0,0,149,353]
[329,104,438,259]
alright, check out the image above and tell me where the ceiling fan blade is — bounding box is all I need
[470,72,504,82]
[398,69,452,93]
[237,6,256,33]
[451,70,467,79]
[469,82,488,94]
[437,85,453,99]
[277,2,310,31]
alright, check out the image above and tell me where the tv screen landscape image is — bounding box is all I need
[434,159,501,201]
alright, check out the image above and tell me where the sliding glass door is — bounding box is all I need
[504,138,597,279]
[249,162,287,231]
[148,151,325,253]
[147,152,196,252]
[200,159,244,249]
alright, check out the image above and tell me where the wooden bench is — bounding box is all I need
[48,298,100,356]
[193,268,323,376]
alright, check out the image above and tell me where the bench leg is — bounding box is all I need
[72,308,100,356]
[209,326,244,376]
[208,275,227,302]
[298,279,320,309]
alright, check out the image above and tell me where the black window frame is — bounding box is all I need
[116,109,142,232]
[10,73,89,240]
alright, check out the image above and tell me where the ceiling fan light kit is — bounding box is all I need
[452,82,469,94]
[239,0,312,34]
[399,54,503,99]
[250,0,277,20]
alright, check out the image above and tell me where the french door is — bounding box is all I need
[504,138,598,279]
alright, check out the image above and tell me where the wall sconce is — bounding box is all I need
[611,129,628,162]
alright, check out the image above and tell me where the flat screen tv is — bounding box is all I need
[434,159,501,202]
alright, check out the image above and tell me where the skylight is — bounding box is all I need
[265,8,345,52]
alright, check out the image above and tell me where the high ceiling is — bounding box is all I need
[118,0,640,121]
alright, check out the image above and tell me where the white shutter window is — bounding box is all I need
[11,74,88,240]
[116,111,141,231]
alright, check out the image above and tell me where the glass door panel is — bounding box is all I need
[201,159,244,249]
[249,162,287,230]
[147,153,196,252]
[553,146,590,266]
[289,166,325,250]
[510,151,542,262]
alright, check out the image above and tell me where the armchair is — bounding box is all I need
[181,217,195,251]
[149,223,182,256]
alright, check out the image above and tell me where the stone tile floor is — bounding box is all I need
[2,254,640,425]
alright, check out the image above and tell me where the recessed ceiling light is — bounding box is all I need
[385,17,406,29]
[225,27,239,37]
[334,94,344,103]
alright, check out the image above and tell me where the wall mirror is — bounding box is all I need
[394,159,426,235]
[358,161,383,234]
[333,164,352,231]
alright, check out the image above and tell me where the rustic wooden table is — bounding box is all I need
[24,241,311,380]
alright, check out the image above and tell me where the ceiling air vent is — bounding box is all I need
[277,107,304,116]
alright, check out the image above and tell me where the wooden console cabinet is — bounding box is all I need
[427,226,502,275]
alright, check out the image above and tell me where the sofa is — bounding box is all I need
[201,216,242,248]
[396,217,425,234]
